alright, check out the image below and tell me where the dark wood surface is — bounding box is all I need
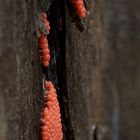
[0,0,140,140]
[0,0,43,139]
[65,0,140,139]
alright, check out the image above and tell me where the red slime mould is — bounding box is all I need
[40,12,51,33]
[38,34,50,67]
[71,0,87,18]
[41,81,63,140]
[38,12,51,67]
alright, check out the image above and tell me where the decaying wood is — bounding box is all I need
[0,0,140,140]
[65,0,140,139]
[0,0,43,140]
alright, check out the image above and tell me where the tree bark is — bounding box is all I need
[65,0,140,139]
[0,0,42,140]
[0,0,140,140]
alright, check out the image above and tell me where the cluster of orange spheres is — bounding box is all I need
[38,12,51,67]
[72,0,87,18]
[41,81,63,140]
[40,12,50,33]
[38,34,50,67]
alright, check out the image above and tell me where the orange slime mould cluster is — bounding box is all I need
[38,12,51,67]
[72,0,87,18]
[40,12,51,33]
[41,81,63,140]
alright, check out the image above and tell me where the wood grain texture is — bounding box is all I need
[65,0,140,139]
[0,0,43,140]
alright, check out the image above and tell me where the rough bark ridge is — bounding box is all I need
[0,0,43,140]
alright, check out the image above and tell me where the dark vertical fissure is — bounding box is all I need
[42,0,75,139]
